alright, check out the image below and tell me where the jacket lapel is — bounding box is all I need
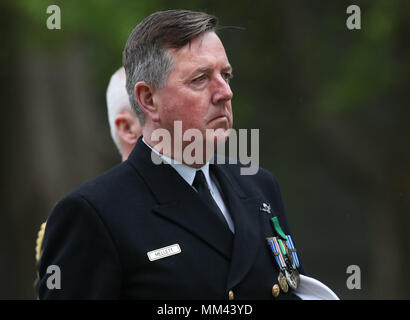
[211,164,262,290]
[127,139,233,260]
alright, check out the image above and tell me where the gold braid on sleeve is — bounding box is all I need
[35,222,47,262]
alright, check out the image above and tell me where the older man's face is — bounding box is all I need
[153,31,233,152]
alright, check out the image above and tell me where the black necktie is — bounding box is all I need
[193,170,230,230]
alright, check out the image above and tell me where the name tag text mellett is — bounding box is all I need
[147,244,181,261]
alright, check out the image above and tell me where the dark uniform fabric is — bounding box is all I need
[38,138,303,299]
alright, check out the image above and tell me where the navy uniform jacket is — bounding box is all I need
[38,138,303,299]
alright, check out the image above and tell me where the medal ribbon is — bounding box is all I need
[267,239,282,268]
[285,235,300,268]
[278,238,296,269]
[271,217,288,240]
[271,237,287,268]
[267,238,286,269]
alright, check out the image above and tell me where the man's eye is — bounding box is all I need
[192,75,206,83]
[223,72,233,83]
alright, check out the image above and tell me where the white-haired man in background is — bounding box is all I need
[106,67,142,161]
[34,67,141,297]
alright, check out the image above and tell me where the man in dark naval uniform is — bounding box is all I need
[38,9,337,300]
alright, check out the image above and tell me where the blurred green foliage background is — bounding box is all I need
[1,0,409,299]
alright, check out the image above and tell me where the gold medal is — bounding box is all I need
[277,271,288,293]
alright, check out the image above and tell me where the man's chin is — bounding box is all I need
[208,118,233,132]
[207,123,230,133]
[204,128,230,149]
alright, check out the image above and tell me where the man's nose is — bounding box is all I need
[212,76,233,105]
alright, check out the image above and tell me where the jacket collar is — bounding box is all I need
[141,137,212,188]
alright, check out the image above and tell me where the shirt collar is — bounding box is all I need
[142,136,212,187]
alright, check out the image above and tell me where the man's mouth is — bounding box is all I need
[210,115,228,122]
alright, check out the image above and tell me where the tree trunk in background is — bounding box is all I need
[2,42,113,298]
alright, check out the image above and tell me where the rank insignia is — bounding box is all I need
[260,202,271,214]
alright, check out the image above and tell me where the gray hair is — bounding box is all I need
[123,10,218,125]
[106,67,132,155]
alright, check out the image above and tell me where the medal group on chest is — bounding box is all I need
[262,205,301,295]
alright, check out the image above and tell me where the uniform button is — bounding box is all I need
[272,284,280,298]
[228,290,234,300]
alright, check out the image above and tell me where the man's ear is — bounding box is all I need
[134,81,159,122]
[115,110,141,146]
